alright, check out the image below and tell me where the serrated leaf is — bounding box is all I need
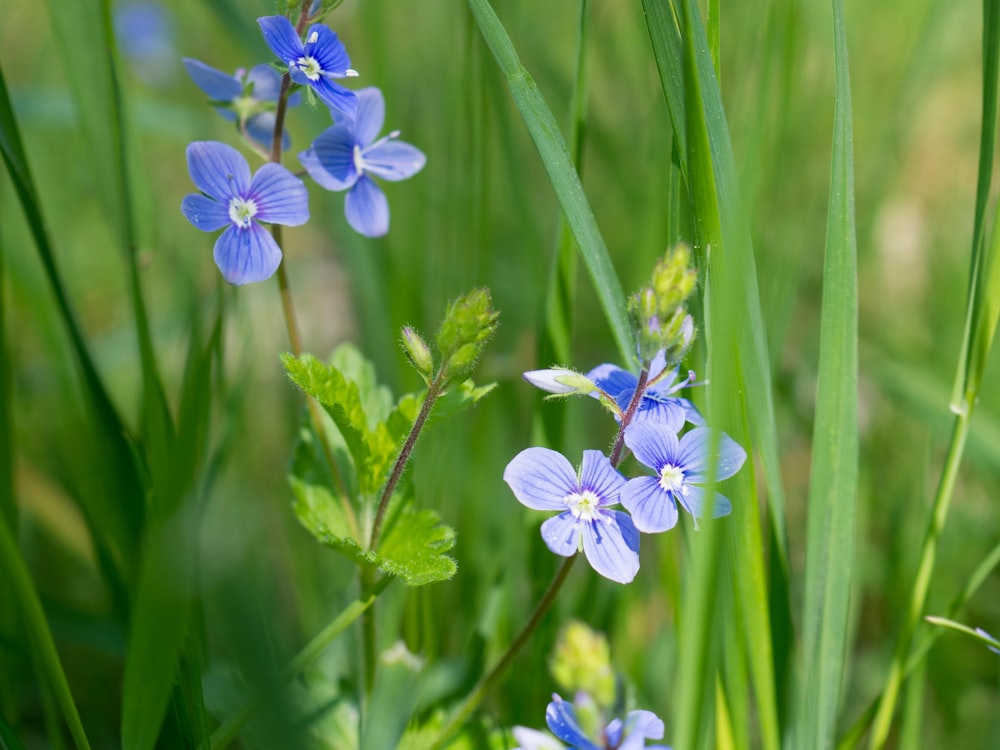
[377,508,457,586]
[433,380,497,422]
[329,343,395,429]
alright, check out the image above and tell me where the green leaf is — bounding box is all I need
[467,0,634,365]
[0,715,26,750]
[797,0,859,745]
[290,424,456,586]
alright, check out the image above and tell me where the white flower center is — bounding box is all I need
[228,196,258,228]
[296,55,322,81]
[566,490,602,522]
[352,143,367,175]
[659,464,686,494]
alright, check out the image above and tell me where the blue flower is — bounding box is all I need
[182,58,300,149]
[180,141,309,285]
[513,694,670,750]
[298,87,426,237]
[621,423,746,533]
[587,349,703,428]
[114,2,176,86]
[974,627,1000,655]
[503,449,640,584]
[258,15,358,120]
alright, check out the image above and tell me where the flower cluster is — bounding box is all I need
[180,9,426,284]
[504,248,746,583]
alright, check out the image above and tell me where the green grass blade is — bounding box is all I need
[0,715,26,750]
[0,62,143,567]
[0,516,91,750]
[466,0,633,365]
[643,3,786,747]
[796,0,859,745]
[0,186,11,531]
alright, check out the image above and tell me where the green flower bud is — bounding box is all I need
[629,244,700,366]
[401,325,434,379]
[436,287,499,381]
[549,620,616,710]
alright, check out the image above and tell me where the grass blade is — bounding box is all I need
[466,0,633,365]
[796,0,859,745]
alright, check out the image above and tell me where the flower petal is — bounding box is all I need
[258,15,304,65]
[182,58,240,100]
[511,727,566,750]
[363,140,426,182]
[249,163,309,226]
[634,395,687,432]
[503,447,577,511]
[186,141,250,200]
[305,24,353,76]
[352,87,385,146]
[617,710,666,750]
[623,421,679,473]
[313,76,358,121]
[181,193,229,232]
[345,176,389,237]
[578,450,625,506]
[299,125,358,191]
[540,513,582,558]
[676,485,732,522]
[676,427,747,481]
[620,476,678,534]
[586,363,637,400]
[580,511,640,583]
[245,63,284,101]
[245,112,290,151]
[213,223,282,285]
[546,697,602,750]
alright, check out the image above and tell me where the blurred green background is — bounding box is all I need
[1,0,999,746]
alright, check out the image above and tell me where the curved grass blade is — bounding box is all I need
[796,0,859,745]
[0,517,91,750]
[466,0,633,365]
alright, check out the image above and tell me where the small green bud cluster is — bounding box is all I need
[629,243,698,367]
[401,287,499,386]
[549,620,616,710]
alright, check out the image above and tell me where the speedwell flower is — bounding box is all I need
[503,449,639,584]
[299,87,426,237]
[587,349,703,427]
[180,141,309,284]
[182,58,300,149]
[258,15,358,120]
[621,423,746,533]
[513,693,670,750]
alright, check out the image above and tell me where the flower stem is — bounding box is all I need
[428,555,578,750]
[610,367,649,465]
[368,370,446,550]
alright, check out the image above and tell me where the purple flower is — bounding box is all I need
[503,449,639,584]
[258,15,358,120]
[115,2,176,85]
[621,423,746,533]
[299,87,426,237]
[587,349,703,427]
[182,58,300,149]
[180,141,309,285]
[525,694,669,750]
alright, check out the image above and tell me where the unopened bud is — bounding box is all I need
[436,287,500,382]
[522,368,596,397]
[550,620,615,709]
[401,326,434,378]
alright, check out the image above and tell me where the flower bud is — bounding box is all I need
[629,244,699,366]
[549,620,616,710]
[401,325,434,379]
[436,287,499,381]
[522,368,596,396]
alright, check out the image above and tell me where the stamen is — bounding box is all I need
[307,30,319,44]
[566,490,601,522]
[345,68,359,77]
[658,464,686,494]
[296,55,322,81]
[228,196,258,228]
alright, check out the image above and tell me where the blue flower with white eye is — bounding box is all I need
[258,15,358,120]
[180,141,309,284]
[299,87,426,238]
[587,349,703,427]
[514,694,671,750]
[621,422,746,533]
[182,58,301,149]
[503,449,639,584]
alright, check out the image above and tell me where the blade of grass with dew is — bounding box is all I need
[868,3,1000,741]
[0,62,140,592]
[534,0,588,450]
[0,515,92,750]
[121,312,221,750]
[643,3,785,746]
[466,0,633,365]
[49,0,173,490]
[838,536,1000,748]
[796,0,859,746]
